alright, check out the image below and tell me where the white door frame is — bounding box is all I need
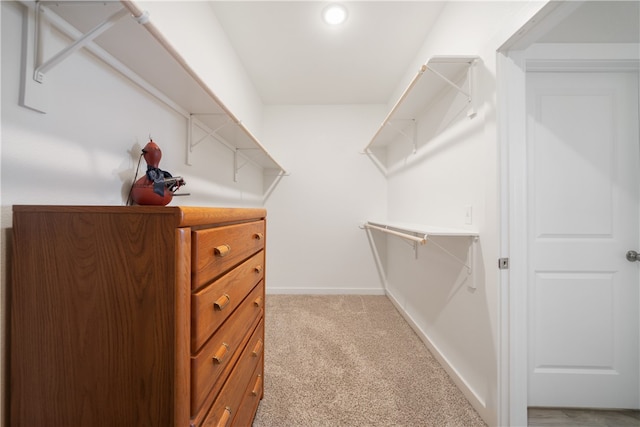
[499,43,640,426]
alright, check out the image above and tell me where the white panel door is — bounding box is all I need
[527,71,640,408]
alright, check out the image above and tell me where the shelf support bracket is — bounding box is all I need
[232,149,257,182]
[33,3,130,83]
[188,115,261,183]
[233,149,255,182]
[427,235,478,289]
[385,119,417,154]
[234,149,239,183]
[187,114,232,166]
[426,59,477,118]
[362,222,479,289]
[425,64,470,99]
[426,236,475,273]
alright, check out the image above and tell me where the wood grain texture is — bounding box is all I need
[201,319,264,427]
[177,206,266,228]
[528,408,640,426]
[10,206,266,427]
[191,251,264,352]
[11,205,266,229]
[190,284,263,416]
[11,210,178,426]
[192,221,265,289]
[232,334,265,427]
[175,228,192,426]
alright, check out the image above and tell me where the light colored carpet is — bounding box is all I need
[253,295,486,427]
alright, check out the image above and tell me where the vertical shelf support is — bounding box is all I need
[233,149,254,183]
[187,114,232,166]
[467,59,477,118]
[234,148,261,183]
[234,149,239,182]
[468,236,478,289]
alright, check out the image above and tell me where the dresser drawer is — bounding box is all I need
[192,221,265,289]
[192,251,264,353]
[232,362,264,427]
[191,284,264,415]
[201,319,264,427]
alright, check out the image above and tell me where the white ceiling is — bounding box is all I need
[209,1,446,105]
[538,0,640,43]
[210,1,640,106]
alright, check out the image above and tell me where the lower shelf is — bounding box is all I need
[362,220,479,289]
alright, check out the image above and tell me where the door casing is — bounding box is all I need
[499,43,640,426]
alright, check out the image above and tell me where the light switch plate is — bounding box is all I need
[464,205,473,225]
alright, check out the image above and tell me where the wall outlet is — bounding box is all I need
[464,205,473,225]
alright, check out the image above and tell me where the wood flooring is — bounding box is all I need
[528,408,640,426]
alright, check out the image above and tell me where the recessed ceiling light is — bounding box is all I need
[322,3,348,26]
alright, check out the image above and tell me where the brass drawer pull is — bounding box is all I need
[212,343,229,364]
[251,339,263,357]
[213,294,230,311]
[253,232,264,241]
[217,407,232,427]
[254,265,263,274]
[251,374,263,397]
[253,296,263,308]
[214,244,231,257]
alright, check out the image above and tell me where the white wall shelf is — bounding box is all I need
[20,0,287,183]
[363,56,479,155]
[363,220,479,288]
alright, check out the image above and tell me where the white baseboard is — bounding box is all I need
[266,286,385,295]
[384,289,491,424]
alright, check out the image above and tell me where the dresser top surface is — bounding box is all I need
[12,205,266,227]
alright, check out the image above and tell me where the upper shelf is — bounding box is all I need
[25,0,286,176]
[363,56,479,152]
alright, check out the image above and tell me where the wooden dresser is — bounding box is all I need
[10,205,266,427]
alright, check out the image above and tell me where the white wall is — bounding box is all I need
[136,1,264,138]
[1,2,268,424]
[1,1,267,210]
[0,2,389,424]
[262,104,388,294]
[0,1,551,426]
[377,2,547,426]
[130,2,389,294]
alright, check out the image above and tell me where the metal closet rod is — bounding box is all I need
[364,224,426,245]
